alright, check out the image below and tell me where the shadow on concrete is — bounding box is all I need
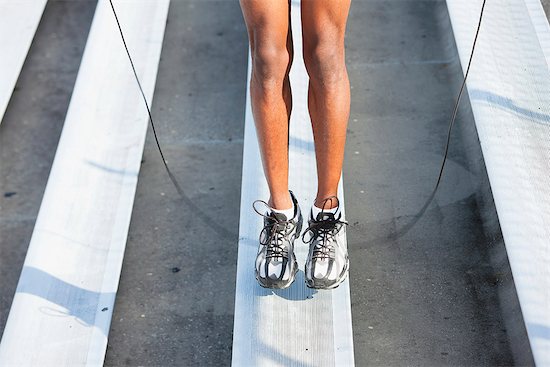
[8,266,113,338]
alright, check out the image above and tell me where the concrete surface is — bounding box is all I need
[344,1,532,366]
[103,1,247,366]
[0,0,541,366]
[0,0,97,337]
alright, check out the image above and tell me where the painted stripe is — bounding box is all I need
[231,1,355,366]
[446,0,550,364]
[0,1,169,365]
[0,0,47,124]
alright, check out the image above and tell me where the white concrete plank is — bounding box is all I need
[525,0,550,68]
[231,1,355,366]
[446,0,550,364]
[0,0,169,365]
[0,0,47,125]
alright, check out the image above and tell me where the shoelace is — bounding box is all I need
[301,196,349,260]
[253,200,297,260]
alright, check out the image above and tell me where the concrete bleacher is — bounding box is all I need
[0,0,169,365]
[447,0,550,364]
[0,0,47,124]
[0,0,549,365]
[231,1,354,366]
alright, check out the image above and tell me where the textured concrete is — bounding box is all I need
[103,1,247,366]
[0,0,97,336]
[105,0,530,366]
[345,1,531,366]
[0,0,540,366]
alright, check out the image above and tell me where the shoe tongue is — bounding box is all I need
[269,211,288,221]
[316,211,336,222]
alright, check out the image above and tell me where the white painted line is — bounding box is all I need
[0,0,169,365]
[447,0,550,364]
[232,1,355,365]
[0,0,47,125]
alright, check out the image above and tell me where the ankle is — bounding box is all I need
[268,191,293,210]
[314,195,339,209]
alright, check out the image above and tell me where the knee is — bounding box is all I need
[251,45,291,87]
[303,38,346,86]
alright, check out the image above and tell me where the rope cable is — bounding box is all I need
[108,0,487,227]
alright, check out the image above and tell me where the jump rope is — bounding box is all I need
[108,0,487,234]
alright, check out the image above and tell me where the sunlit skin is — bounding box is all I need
[239,0,351,210]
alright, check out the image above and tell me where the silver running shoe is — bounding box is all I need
[253,190,303,289]
[303,196,349,289]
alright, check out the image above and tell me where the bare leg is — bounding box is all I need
[301,0,351,209]
[239,0,294,210]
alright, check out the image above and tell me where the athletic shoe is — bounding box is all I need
[303,196,349,289]
[252,189,303,289]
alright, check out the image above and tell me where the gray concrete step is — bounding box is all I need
[1,0,542,365]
